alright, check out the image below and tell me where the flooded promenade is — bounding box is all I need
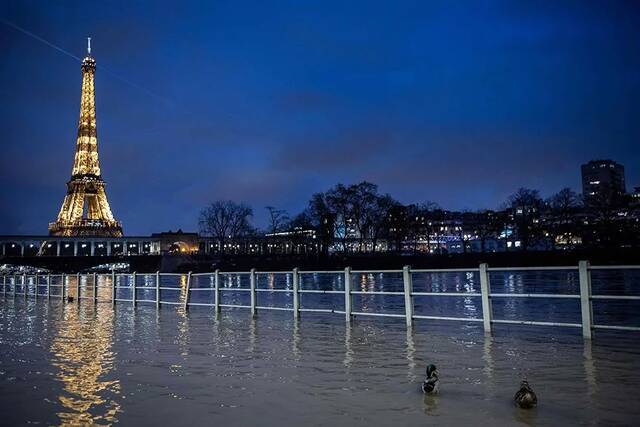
[1,298,639,425]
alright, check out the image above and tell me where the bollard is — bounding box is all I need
[111,270,116,306]
[184,272,192,311]
[292,268,300,319]
[578,260,593,339]
[250,268,257,317]
[93,272,97,304]
[132,272,137,307]
[344,267,352,323]
[402,266,414,328]
[214,269,220,314]
[479,263,493,334]
[156,271,160,309]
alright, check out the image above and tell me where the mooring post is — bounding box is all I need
[579,260,593,339]
[155,271,160,309]
[344,267,352,323]
[479,263,493,334]
[111,270,116,306]
[184,272,192,311]
[214,269,220,314]
[132,272,137,307]
[47,273,51,301]
[292,268,300,319]
[402,266,414,328]
[250,268,257,317]
[75,272,80,303]
[93,272,98,304]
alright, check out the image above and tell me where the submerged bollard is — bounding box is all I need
[402,266,414,328]
[292,268,300,319]
[184,272,192,311]
[156,271,161,309]
[578,260,593,339]
[344,267,352,323]
[214,269,220,314]
[479,263,493,334]
[250,269,257,317]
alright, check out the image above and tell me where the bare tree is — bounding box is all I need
[506,188,544,251]
[199,201,254,251]
[546,188,581,249]
[265,206,290,234]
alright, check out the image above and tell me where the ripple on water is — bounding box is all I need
[0,295,639,425]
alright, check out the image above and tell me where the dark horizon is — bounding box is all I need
[1,1,639,235]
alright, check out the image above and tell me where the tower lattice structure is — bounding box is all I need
[49,39,123,237]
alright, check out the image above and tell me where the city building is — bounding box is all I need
[581,160,626,203]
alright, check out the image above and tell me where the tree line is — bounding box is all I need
[199,182,640,254]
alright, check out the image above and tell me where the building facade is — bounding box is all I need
[581,159,626,203]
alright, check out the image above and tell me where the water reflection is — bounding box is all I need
[583,340,597,398]
[50,304,120,424]
[406,327,416,382]
[343,325,353,368]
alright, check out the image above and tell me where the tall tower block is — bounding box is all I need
[49,39,123,237]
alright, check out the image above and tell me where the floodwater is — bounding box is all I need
[1,270,640,425]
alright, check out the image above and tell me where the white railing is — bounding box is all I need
[2,261,640,339]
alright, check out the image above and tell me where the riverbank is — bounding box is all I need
[179,247,640,273]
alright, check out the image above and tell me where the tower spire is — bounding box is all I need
[49,39,123,237]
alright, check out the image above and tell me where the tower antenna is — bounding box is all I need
[87,37,91,55]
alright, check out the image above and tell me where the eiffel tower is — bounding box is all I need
[49,38,123,237]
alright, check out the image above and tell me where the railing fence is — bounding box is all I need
[2,261,640,339]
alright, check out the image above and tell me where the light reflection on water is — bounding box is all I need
[1,270,640,425]
[50,304,120,425]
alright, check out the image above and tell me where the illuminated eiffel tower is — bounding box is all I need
[49,38,123,237]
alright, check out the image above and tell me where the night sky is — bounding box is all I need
[1,1,639,235]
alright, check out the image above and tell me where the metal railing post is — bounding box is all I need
[61,273,66,301]
[184,272,192,311]
[111,270,116,306]
[579,260,593,339]
[47,273,51,301]
[344,267,352,322]
[292,268,300,319]
[2,275,5,297]
[76,272,80,303]
[402,266,414,328]
[479,263,493,334]
[93,272,97,303]
[156,271,160,309]
[35,273,38,300]
[132,272,137,307]
[250,268,257,317]
[214,269,220,314]
[23,273,27,298]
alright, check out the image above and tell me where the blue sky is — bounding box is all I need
[1,0,639,234]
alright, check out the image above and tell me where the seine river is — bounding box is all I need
[1,271,639,425]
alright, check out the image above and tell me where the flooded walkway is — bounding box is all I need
[1,299,639,425]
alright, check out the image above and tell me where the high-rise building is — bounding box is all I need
[581,159,626,202]
[49,39,123,237]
